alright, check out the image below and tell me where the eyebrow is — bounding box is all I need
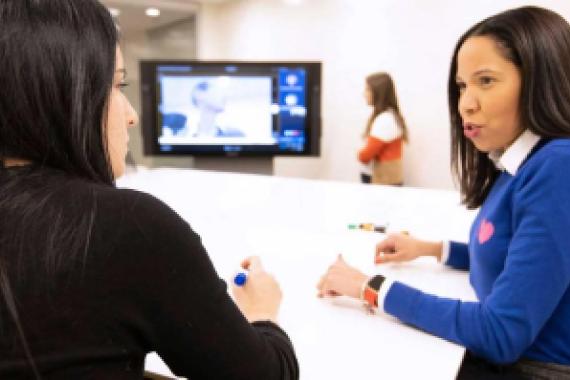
[456,68,500,81]
[472,68,500,76]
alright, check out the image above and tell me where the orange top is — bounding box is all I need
[358,136,403,163]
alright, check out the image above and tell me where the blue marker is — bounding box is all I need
[234,272,248,286]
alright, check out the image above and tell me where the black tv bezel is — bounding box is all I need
[140,60,322,157]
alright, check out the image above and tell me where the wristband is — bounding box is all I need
[363,287,378,308]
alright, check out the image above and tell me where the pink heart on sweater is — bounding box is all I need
[478,219,494,244]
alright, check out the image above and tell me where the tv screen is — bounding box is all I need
[140,60,321,156]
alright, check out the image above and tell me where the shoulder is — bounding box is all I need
[515,138,570,196]
[67,180,199,244]
[95,185,177,217]
[93,185,194,238]
[536,138,570,157]
[520,138,570,176]
[86,184,209,279]
[370,111,402,141]
[63,180,180,224]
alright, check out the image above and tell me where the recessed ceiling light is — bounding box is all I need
[108,7,120,17]
[145,7,161,17]
[283,0,303,5]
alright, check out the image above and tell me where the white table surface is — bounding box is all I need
[117,168,477,380]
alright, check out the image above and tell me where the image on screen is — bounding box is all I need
[158,75,274,145]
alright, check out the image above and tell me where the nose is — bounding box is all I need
[458,88,480,116]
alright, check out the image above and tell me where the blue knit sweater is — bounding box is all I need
[384,139,570,365]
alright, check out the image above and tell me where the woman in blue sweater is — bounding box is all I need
[318,6,570,379]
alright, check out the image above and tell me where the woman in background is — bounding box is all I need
[320,6,570,379]
[0,0,298,379]
[358,72,408,185]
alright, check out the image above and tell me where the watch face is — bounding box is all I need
[368,274,385,291]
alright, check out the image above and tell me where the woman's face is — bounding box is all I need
[456,36,522,152]
[106,47,138,178]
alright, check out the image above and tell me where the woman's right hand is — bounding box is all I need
[232,256,282,323]
[375,233,443,264]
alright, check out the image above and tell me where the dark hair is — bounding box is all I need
[0,0,118,377]
[449,6,570,208]
[364,72,409,142]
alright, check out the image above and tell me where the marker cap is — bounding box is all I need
[234,272,247,286]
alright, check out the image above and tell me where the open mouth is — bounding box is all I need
[463,123,481,139]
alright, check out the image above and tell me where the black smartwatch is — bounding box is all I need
[367,274,386,292]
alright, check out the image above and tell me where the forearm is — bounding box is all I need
[418,240,443,261]
[383,282,532,364]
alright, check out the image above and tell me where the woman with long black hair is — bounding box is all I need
[0,1,298,379]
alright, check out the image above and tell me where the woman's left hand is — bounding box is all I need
[317,254,369,299]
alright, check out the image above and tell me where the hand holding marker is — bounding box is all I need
[231,256,282,323]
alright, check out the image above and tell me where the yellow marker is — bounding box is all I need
[359,223,375,231]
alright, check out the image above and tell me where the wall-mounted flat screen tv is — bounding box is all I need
[140,60,321,156]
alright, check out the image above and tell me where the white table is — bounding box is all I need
[117,168,477,379]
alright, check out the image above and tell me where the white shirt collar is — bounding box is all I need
[488,129,541,175]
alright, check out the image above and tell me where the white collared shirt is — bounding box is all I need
[487,129,541,175]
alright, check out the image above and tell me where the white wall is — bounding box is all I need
[121,17,197,169]
[197,0,570,189]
